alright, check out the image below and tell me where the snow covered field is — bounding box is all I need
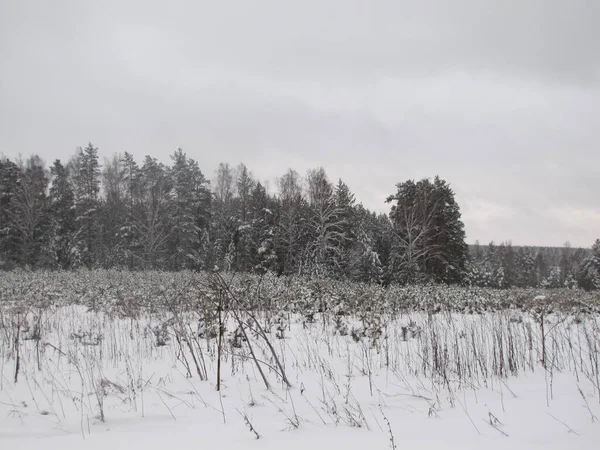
[1,271,600,449]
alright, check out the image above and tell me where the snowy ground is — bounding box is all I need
[1,302,600,449]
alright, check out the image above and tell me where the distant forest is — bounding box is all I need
[1,143,599,290]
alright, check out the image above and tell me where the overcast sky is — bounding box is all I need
[1,1,599,247]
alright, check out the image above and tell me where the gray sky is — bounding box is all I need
[1,1,599,247]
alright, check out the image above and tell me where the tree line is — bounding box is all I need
[0,143,598,290]
[469,240,600,290]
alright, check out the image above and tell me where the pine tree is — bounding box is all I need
[333,179,357,277]
[70,143,102,268]
[347,205,384,283]
[211,162,236,269]
[515,247,536,287]
[386,177,468,284]
[0,158,22,268]
[427,177,469,283]
[250,182,277,273]
[581,239,600,290]
[304,168,347,276]
[274,169,308,275]
[231,164,257,272]
[100,154,128,267]
[571,247,588,288]
[167,149,211,270]
[121,152,141,269]
[559,242,573,286]
[134,156,172,269]
[534,251,548,287]
[48,160,76,269]
[236,164,254,223]
[544,266,562,288]
[10,156,51,267]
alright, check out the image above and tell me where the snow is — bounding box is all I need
[1,305,599,449]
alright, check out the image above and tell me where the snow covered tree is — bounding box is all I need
[347,205,384,283]
[534,252,548,287]
[167,149,211,270]
[100,154,127,267]
[130,156,172,269]
[303,168,347,276]
[210,162,236,269]
[274,169,308,275]
[120,152,141,269]
[230,164,257,272]
[250,182,278,273]
[0,158,22,268]
[48,160,76,269]
[9,156,50,267]
[544,266,562,288]
[570,247,588,289]
[515,246,536,287]
[558,242,574,286]
[236,163,254,223]
[70,143,102,268]
[333,179,357,277]
[426,177,469,283]
[581,239,600,290]
[497,242,516,287]
[386,176,467,284]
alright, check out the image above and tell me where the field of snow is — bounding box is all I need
[1,271,600,449]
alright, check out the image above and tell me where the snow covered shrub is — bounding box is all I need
[333,315,349,336]
[275,310,287,339]
[400,320,421,341]
[70,328,103,346]
[152,321,171,346]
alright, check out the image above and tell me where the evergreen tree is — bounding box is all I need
[581,239,600,290]
[211,162,236,269]
[10,156,50,267]
[100,154,127,267]
[515,246,536,287]
[347,205,384,283]
[559,242,573,286]
[48,160,76,269]
[0,158,22,268]
[386,177,468,284]
[70,143,102,268]
[571,247,588,288]
[304,168,347,276]
[236,164,254,223]
[274,169,308,275]
[486,242,517,288]
[544,266,562,288]
[134,156,172,269]
[427,177,469,283]
[534,251,548,287]
[167,149,211,270]
[121,152,141,269]
[231,164,256,272]
[374,213,393,283]
[333,179,357,277]
[250,182,277,273]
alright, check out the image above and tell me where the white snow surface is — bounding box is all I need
[1,305,599,449]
